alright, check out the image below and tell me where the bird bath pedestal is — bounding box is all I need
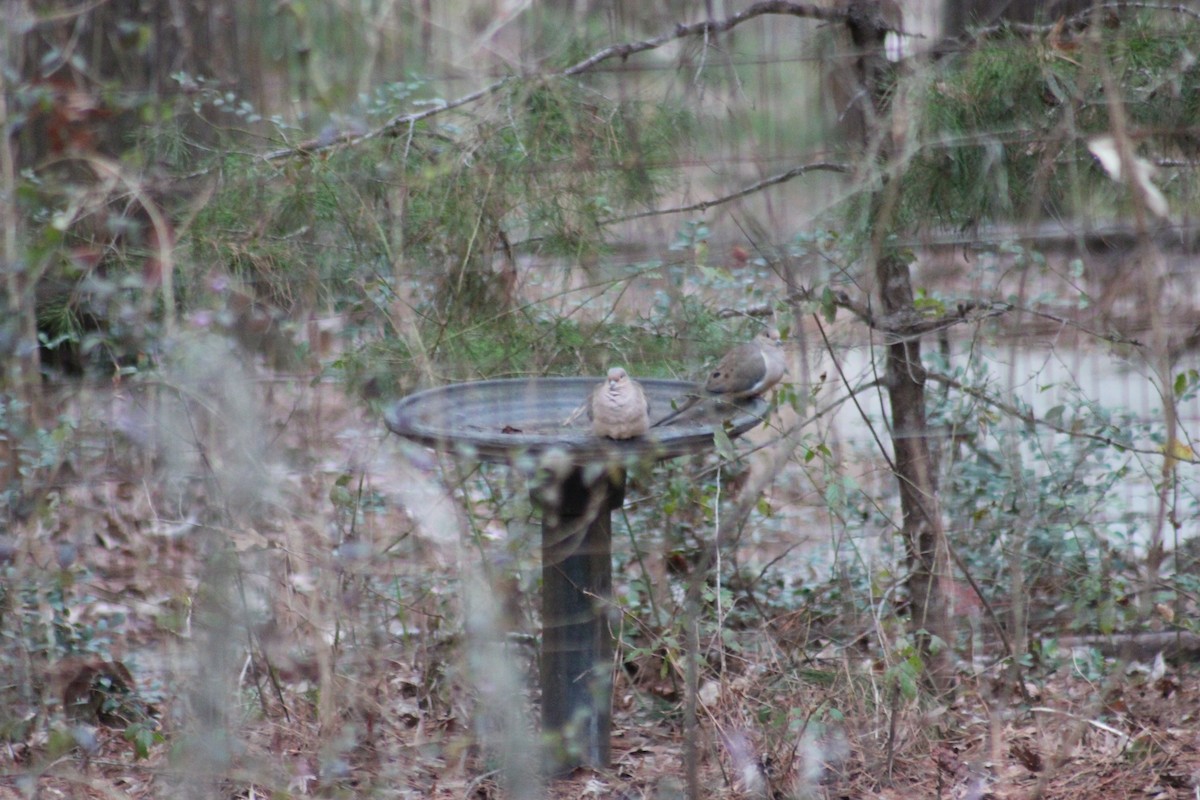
[385,378,766,775]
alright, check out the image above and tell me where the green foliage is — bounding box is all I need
[1,571,123,662]
[125,721,165,760]
[1174,369,1199,402]
[337,301,709,401]
[487,79,685,251]
[178,72,691,399]
[930,349,1149,634]
[0,541,133,749]
[884,639,924,702]
[0,402,81,516]
[896,15,1200,228]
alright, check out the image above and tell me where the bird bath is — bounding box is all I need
[385,377,768,774]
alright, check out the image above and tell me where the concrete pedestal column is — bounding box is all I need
[537,467,623,774]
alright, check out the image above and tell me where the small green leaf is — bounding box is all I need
[125,723,165,759]
[712,425,736,461]
[1174,370,1197,398]
[47,728,75,759]
[820,286,838,323]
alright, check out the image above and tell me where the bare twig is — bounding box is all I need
[801,286,1013,340]
[564,1,844,76]
[260,77,516,162]
[602,162,851,225]
[1014,306,1145,347]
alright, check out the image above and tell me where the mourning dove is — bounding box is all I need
[652,329,786,427]
[589,367,650,439]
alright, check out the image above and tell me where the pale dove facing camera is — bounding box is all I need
[589,367,650,439]
[653,329,786,427]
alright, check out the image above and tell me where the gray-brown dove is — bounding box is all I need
[652,329,786,427]
[589,367,650,439]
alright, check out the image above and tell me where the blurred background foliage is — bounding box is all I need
[6,2,1198,392]
[2,0,1200,795]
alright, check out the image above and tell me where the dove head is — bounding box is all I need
[758,328,782,347]
[606,367,629,388]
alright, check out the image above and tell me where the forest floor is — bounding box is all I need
[2,357,1198,799]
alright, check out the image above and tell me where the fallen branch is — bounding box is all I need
[1046,630,1200,661]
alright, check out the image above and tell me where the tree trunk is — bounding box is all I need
[844,0,954,694]
[876,254,954,693]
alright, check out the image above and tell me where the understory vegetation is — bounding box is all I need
[1,2,1198,798]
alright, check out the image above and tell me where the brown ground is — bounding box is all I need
[1,367,1197,799]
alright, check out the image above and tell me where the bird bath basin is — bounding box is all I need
[385,377,768,774]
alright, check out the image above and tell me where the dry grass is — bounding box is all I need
[1,323,1197,799]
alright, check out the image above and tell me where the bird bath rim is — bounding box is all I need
[384,377,769,464]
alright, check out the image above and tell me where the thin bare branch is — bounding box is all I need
[564,1,844,76]
[926,369,1199,464]
[603,162,851,225]
[873,301,1011,339]
[797,286,1013,339]
[799,270,1147,353]
[1015,305,1145,347]
[260,77,516,162]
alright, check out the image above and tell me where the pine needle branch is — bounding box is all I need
[258,2,846,164]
